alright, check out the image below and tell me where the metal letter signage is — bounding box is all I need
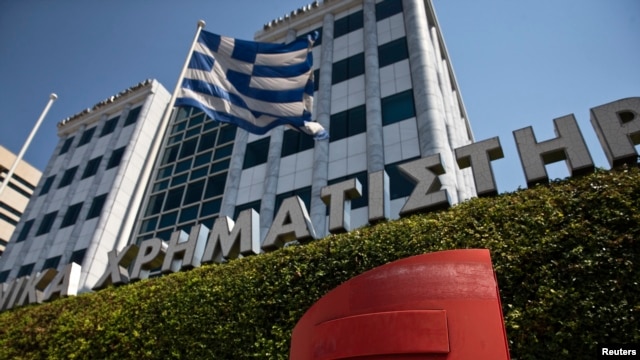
[289,249,511,359]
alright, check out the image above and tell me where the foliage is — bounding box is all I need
[0,168,638,359]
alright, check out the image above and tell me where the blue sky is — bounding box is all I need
[0,0,638,193]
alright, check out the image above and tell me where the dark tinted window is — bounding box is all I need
[382,90,416,126]
[243,137,270,169]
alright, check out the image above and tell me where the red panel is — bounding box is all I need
[290,249,511,360]
[312,310,449,360]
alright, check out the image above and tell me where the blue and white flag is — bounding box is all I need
[175,30,328,140]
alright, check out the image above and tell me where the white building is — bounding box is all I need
[0,80,171,289]
[131,0,475,245]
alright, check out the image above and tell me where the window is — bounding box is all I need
[82,156,102,179]
[198,130,218,152]
[376,0,403,21]
[243,137,270,169]
[334,10,363,38]
[378,37,408,68]
[86,193,108,220]
[184,180,206,205]
[313,69,320,92]
[179,138,198,159]
[107,147,126,169]
[218,125,237,144]
[42,256,61,271]
[59,137,74,155]
[205,174,226,198]
[16,219,34,242]
[39,175,55,196]
[100,116,119,137]
[124,106,142,126]
[332,53,365,84]
[330,105,366,141]
[60,202,83,228]
[275,187,311,215]
[58,166,78,188]
[164,186,185,211]
[200,198,221,217]
[179,205,199,223]
[145,193,165,216]
[77,127,96,147]
[0,270,9,283]
[234,200,261,219]
[385,157,420,200]
[381,89,416,126]
[70,249,86,265]
[282,129,315,157]
[17,263,35,277]
[36,211,58,236]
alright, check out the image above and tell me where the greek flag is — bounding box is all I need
[175,30,328,140]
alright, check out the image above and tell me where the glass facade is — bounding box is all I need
[134,107,236,243]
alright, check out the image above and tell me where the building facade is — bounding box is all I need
[131,0,475,246]
[0,146,42,256]
[0,80,171,290]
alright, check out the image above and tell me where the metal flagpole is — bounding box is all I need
[0,93,58,198]
[158,19,206,131]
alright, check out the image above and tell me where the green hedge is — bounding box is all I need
[0,168,638,359]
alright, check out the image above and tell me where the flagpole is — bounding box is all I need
[159,19,206,130]
[0,93,58,198]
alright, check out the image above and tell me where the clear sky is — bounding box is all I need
[0,0,638,193]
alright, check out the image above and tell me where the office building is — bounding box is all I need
[0,146,42,256]
[0,80,171,289]
[131,0,475,246]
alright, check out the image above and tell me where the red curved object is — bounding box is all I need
[289,249,510,359]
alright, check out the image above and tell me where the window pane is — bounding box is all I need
[159,211,178,229]
[382,90,416,126]
[184,180,205,205]
[145,193,165,216]
[179,205,199,223]
[86,193,108,219]
[194,152,212,167]
[162,145,180,165]
[198,130,218,152]
[58,167,78,188]
[124,106,142,126]
[175,159,192,174]
[42,256,61,271]
[61,202,83,228]
[77,127,96,147]
[188,112,205,128]
[330,111,348,141]
[59,137,74,155]
[378,37,408,68]
[36,211,58,235]
[200,198,221,217]
[16,219,34,242]
[17,263,35,277]
[348,105,367,137]
[82,156,102,179]
[70,249,87,265]
[107,147,126,169]
[39,176,55,196]
[100,116,119,137]
[141,217,158,233]
[243,137,270,169]
[213,144,233,160]
[205,174,226,198]
[164,186,185,211]
[376,0,403,21]
[179,138,198,159]
[218,125,237,144]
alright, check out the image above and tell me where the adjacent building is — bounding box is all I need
[0,80,171,289]
[0,146,42,256]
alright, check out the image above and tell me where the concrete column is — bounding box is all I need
[309,13,335,238]
[402,0,458,204]
[363,0,385,173]
[220,128,248,218]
